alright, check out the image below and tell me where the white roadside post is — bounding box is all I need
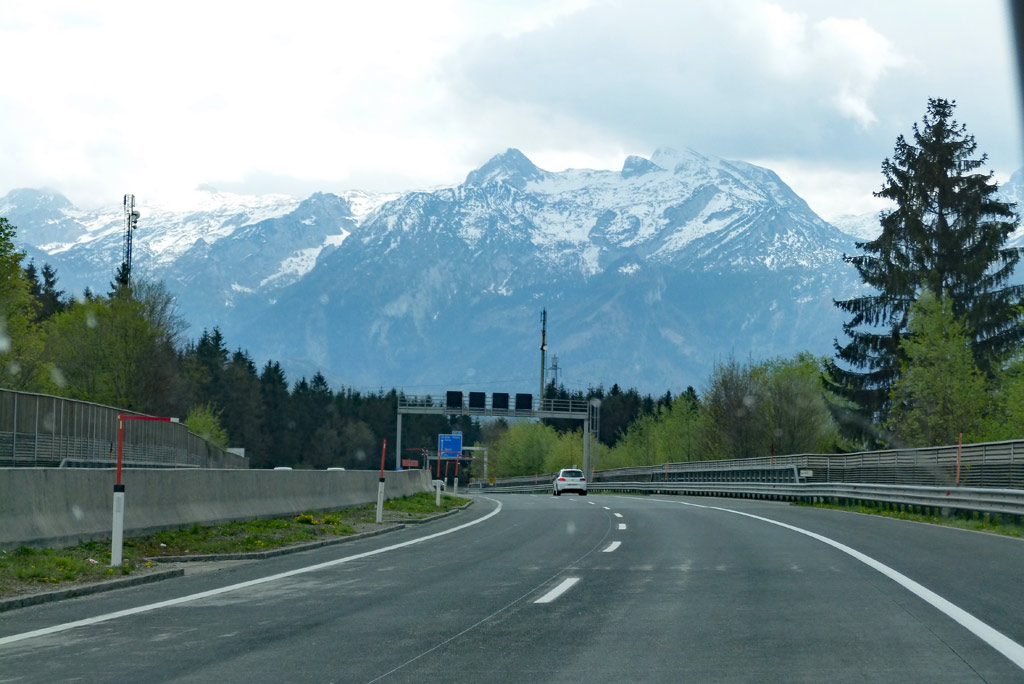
[110,414,126,566]
[111,488,125,566]
[435,478,442,507]
[376,440,387,524]
[112,414,178,566]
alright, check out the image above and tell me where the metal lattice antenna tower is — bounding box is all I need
[548,354,561,387]
[539,308,547,398]
[122,194,140,287]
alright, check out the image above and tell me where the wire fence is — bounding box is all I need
[0,389,245,469]
[488,439,1024,490]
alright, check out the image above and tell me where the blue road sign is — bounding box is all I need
[438,433,463,458]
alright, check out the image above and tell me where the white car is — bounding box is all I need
[553,468,587,496]
[432,479,446,491]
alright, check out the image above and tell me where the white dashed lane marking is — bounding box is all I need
[535,577,580,604]
[603,541,621,553]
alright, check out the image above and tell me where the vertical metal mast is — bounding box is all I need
[122,194,140,287]
[539,308,547,401]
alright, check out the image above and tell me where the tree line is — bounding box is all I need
[0,229,482,469]
[0,225,668,471]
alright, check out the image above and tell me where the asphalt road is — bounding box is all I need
[2,493,1024,683]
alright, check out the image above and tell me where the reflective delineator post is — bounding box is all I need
[111,414,126,567]
[111,414,179,567]
[111,483,126,567]
[376,440,387,524]
[435,478,441,507]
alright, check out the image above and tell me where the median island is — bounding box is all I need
[0,492,470,603]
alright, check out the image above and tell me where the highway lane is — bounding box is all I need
[2,493,1023,683]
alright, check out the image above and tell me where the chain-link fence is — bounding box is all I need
[0,389,245,469]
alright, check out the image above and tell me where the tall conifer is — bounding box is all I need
[828,98,1023,424]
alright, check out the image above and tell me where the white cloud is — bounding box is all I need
[0,0,1018,213]
[750,157,888,219]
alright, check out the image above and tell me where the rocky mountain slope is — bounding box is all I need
[3,148,885,393]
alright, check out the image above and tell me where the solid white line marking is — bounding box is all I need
[614,512,623,518]
[603,541,621,553]
[0,499,505,646]
[668,499,1024,672]
[534,577,580,604]
[618,523,627,530]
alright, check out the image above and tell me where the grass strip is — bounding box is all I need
[796,500,1024,537]
[1,492,469,598]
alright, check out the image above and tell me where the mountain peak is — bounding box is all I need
[621,155,663,179]
[649,147,711,173]
[0,187,74,213]
[464,148,545,189]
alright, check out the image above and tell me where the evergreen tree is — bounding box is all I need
[259,361,293,467]
[828,98,1022,424]
[887,289,988,446]
[24,262,70,322]
[221,349,263,459]
[184,328,229,410]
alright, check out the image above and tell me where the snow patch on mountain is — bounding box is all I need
[339,190,401,222]
[828,211,882,241]
[260,229,352,288]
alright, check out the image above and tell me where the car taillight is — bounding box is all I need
[580,477,585,481]
[558,477,566,481]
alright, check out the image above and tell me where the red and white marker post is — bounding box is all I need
[375,440,387,523]
[111,413,179,567]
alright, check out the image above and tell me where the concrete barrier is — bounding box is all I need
[0,468,433,550]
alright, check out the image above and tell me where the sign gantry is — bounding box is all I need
[395,393,601,479]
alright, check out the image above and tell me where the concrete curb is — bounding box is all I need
[394,500,473,525]
[0,568,185,613]
[0,500,474,612]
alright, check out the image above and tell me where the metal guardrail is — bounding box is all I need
[491,439,1024,490]
[477,480,1024,518]
[0,389,245,469]
[478,440,1024,519]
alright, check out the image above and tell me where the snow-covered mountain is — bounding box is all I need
[3,148,877,392]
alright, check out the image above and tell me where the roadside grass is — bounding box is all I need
[797,500,1024,538]
[1,493,469,599]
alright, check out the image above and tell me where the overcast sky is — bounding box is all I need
[1,0,1020,220]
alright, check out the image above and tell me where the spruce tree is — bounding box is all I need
[828,98,1022,424]
[887,289,987,447]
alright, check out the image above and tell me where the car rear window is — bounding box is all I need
[562,470,583,478]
